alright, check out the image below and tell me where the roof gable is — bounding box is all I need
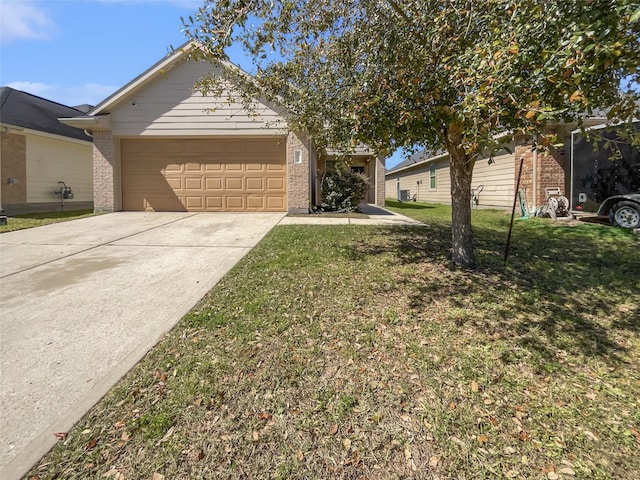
[0,87,91,141]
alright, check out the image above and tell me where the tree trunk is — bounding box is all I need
[445,127,476,269]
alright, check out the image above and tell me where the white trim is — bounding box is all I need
[58,115,111,131]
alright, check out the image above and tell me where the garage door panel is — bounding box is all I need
[205,178,223,190]
[246,163,264,172]
[247,197,264,209]
[122,138,286,212]
[206,197,223,209]
[225,163,243,172]
[166,177,183,190]
[246,178,265,190]
[267,196,286,209]
[225,196,244,209]
[266,177,285,190]
[226,178,243,190]
[185,196,203,209]
[185,178,203,190]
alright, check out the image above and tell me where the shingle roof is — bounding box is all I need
[0,87,92,142]
[386,148,446,174]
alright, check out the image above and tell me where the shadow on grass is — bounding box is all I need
[350,221,639,370]
[385,200,437,210]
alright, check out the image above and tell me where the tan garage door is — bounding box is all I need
[121,138,287,212]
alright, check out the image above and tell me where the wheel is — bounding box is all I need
[608,201,640,229]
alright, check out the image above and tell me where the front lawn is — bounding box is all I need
[0,210,97,233]
[28,203,639,479]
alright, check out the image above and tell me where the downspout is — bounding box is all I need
[532,134,538,211]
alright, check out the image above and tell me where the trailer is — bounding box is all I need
[571,122,640,228]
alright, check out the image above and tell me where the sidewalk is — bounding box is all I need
[278,204,425,226]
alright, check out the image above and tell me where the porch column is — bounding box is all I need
[374,153,386,206]
[93,130,121,212]
[287,131,311,213]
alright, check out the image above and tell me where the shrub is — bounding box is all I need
[320,169,369,212]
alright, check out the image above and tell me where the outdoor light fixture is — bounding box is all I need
[294,150,303,164]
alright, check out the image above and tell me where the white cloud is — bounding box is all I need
[7,81,118,108]
[0,0,55,43]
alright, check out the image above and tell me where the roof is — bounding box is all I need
[0,87,92,142]
[386,148,446,175]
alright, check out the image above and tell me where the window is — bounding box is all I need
[351,166,365,174]
[429,163,436,189]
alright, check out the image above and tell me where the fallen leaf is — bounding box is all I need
[429,456,439,467]
[252,431,259,442]
[113,421,125,429]
[488,416,498,426]
[559,467,576,476]
[404,445,412,460]
[478,434,488,443]
[85,438,98,450]
[297,450,304,461]
[547,473,559,480]
[343,438,351,450]
[583,430,599,441]
[329,424,339,435]
[448,402,456,410]
[152,474,165,480]
[471,381,479,392]
[54,432,68,441]
[121,431,130,442]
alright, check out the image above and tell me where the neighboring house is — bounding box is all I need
[385,119,607,213]
[0,87,93,215]
[60,42,385,214]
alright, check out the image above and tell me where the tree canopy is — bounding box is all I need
[184,0,640,267]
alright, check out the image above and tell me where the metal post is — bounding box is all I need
[504,156,525,265]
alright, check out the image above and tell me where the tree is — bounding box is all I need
[184,0,640,268]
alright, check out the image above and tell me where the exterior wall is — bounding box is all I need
[375,154,385,206]
[1,132,27,205]
[93,130,121,212]
[109,60,286,137]
[515,136,569,212]
[471,150,515,207]
[26,133,92,204]
[387,158,451,204]
[287,131,311,213]
[385,148,515,208]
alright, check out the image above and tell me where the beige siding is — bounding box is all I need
[109,60,286,136]
[471,150,515,208]
[25,133,93,203]
[386,148,515,208]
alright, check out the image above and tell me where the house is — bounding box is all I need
[0,87,93,215]
[60,42,385,214]
[385,119,608,213]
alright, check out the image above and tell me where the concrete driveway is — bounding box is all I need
[0,212,284,479]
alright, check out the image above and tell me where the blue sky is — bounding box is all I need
[0,0,406,166]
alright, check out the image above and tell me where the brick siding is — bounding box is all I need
[0,132,27,205]
[287,131,311,213]
[93,130,121,212]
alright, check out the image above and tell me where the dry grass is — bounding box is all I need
[27,203,640,480]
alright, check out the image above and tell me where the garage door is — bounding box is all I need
[121,138,287,212]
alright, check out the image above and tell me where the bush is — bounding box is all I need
[320,169,369,212]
